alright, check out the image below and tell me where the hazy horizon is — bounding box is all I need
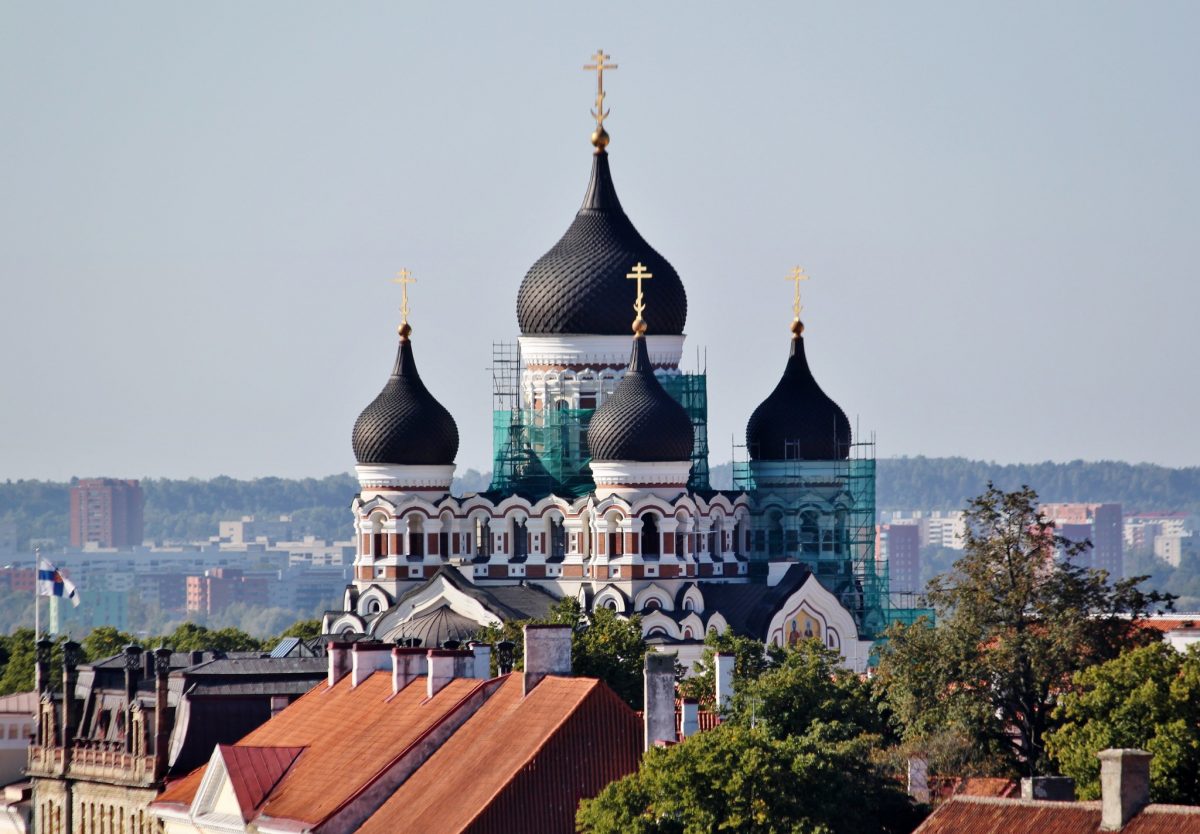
[3,2,1197,480]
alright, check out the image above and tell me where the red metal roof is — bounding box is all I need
[916,796,1200,834]
[357,675,642,834]
[218,745,303,820]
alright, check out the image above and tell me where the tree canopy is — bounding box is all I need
[875,484,1173,777]
[1046,642,1200,803]
[578,641,919,834]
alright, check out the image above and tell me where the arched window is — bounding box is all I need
[684,627,694,640]
[768,511,784,555]
[643,597,661,611]
[370,514,388,558]
[801,511,820,556]
[604,598,618,611]
[512,517,529,558]
[834,509,848,555]
[641,514,660,557]
[367,599,381,615]
[675,515,687,559]
[684,597,695,612]
[549,515,566,559]
[474,515,491,557]
[407,514,425,558]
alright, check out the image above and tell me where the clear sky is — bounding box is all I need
[1,2,1197,481]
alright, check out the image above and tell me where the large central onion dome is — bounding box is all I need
[746,325,851,461]
[516,150,687,336]
[352,331,459,466]
[588,334,693,462]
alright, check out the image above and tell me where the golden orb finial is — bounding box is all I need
[583,49,617,151]
[791,318,804,338]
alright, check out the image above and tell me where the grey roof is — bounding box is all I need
[397,568,560,623]
[698,565,813,639]
[390,604,483,648]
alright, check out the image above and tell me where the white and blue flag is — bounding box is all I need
[37,558,80,607]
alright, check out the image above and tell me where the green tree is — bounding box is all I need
[875,484,1173,776]
[1046,642,1200,803]
[163,622,263,653]
[473,598,647,708]
[274,619,323,642]
[678,629,785,710]
[578,641,919,834]
[0,629,66,695]
[82,626,135,660]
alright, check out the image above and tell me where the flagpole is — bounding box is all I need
[33,546,40,641]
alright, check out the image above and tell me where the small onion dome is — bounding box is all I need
[516,150,687,336]
[746,332,851,461]
[351,335,459,466]
[588,335,693,462]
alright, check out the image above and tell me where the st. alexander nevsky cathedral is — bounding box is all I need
[323,53,898,672]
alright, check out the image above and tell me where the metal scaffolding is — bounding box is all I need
[488,342,712,499]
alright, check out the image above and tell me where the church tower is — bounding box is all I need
[493,50,709,499]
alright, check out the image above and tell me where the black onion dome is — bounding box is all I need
[588,336,694,462]
[746,336,851,461]
[352,337,459,466]
[516,151,687,336]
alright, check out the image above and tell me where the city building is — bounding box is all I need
[880,510,966,551]
[1041,503,1124,577]
[217,516,294,545]
[184,569,272,616]
[27,641,326,834]
[322,62,900,673]
[878,523,922,596]
[69,479,144,549]
[1154,534,1196,568]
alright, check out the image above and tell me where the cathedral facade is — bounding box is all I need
[324,60,888,672]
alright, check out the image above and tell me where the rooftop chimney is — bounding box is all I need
[350,642,393,687]
[715,652,734,711]
[469,642,492,680]
[327,641,354,687]
[1020,776,1075,802]
[523,624,572,696]
[391,647,427,694]
[426,649,474,697]
[680,698,699,739]
[1099,749,1151,830]
[644,652,677,751]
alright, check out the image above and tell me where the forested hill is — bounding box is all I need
[1,460,1197,550]
[874,457,1200,513]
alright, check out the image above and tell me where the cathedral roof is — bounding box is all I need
[746,331,851,461]
[351,334,459,466]
[587,335,694,463]
[516,150,687,336]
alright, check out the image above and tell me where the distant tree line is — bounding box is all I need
[1,460,1196,551]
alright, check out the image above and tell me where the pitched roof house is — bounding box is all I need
[152,625,643,834]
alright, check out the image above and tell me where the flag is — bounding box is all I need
[37,558,80,607]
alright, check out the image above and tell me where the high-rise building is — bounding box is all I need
[69,478,144,548]
[1041,502,1124,577]
[878,523,921,596]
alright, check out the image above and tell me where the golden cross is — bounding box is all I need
[786,266,809,319]
[583,49,617,128]
[392,268,416,326]
[626,262,652,329]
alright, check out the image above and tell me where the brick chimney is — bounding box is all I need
[60,640,82,766]
[715,652,734,711]
[1099,749,1151,830]
[153,646,172,779]
[350,642,393,686]
[391,647,428,694]
[680,698,699,738]
[327,641,355,686]
[643,652,677,751]
[523,625,572,696]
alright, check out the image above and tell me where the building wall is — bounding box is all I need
[69,479,144,549]
[878,523,921,595]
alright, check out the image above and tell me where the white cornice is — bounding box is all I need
[355,464,455,491]
[519,334,685,368]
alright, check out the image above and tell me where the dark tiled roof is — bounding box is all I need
[588,336,694,463]
[389,604,483,648]
[400,567,560,622]
[516,150,687,336]
[747,335,851,461]
[351,335,459,466]
[698,565,812,639]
